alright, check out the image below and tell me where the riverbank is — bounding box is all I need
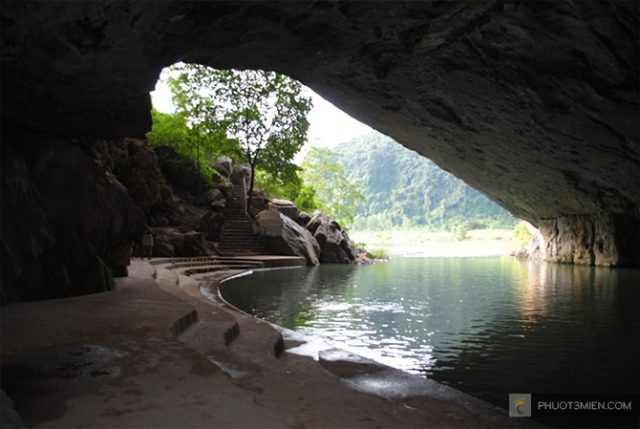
[351,228,519,257]
[1,257,542,428]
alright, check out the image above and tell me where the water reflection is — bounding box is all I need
[220,258,639,417]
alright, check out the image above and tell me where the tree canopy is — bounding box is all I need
[156,63,312,205]
[300,147,364,227]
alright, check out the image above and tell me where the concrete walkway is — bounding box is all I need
[1,258,544,428]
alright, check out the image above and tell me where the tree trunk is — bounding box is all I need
[247,160,256,218]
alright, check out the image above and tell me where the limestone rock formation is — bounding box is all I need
[0,389,26,429]
[149,228,208,258]
[231,164,252,186]
[1,2,639,267]
[526,213,640,267]
[307,213,359,264]
[213,155,233,179]
[1,137,145,304]
[256,210,320,266]
[95,138,185,227]
[206,189,227,210]
[197,211,225,242]
[248,189,269,217]
[267,198,306,222]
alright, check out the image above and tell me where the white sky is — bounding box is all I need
[150,74,372,161]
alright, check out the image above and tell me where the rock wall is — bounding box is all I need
[1,134,145,304]
[0,134,227,304]
[1,2,639,267]
[528,211,640,267]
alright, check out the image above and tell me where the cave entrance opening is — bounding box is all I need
[147,62,530,258]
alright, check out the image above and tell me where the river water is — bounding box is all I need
[220,257,639,418]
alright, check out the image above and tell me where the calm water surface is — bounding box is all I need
[220,257,640,409]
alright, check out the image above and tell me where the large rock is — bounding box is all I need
[149,228,208,258]
[307,213,357,264]
[212,155,233,179]
[206,188,226,210]
[1,2,639,266]
[231,163,252,186]
[197,212,225,242]
[256,210,320,266]
[268,199,301,222]
[249,189,269,216]
[95,138,185,227]
[1,137,145,304]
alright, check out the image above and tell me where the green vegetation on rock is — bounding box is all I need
[335,133,516,231]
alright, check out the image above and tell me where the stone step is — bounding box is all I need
[220,242,264,247]
[154,265,241,349]
[223,232,257,237]
[219,243,266,248]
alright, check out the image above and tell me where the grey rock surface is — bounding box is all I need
[256,210,320,265]
[0,137,145,304]
[0,389,26,429]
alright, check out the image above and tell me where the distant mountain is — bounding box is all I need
[335,133,516,231]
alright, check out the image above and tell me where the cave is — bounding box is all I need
[1,1,639,303]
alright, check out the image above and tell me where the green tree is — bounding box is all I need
[167,67,243,175]
[514,221,533,246]
[168,64,312,209]
[300,147,364,227]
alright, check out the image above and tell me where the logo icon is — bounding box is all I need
[509,393,532,417]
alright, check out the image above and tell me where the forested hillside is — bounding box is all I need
[335,133,516,231]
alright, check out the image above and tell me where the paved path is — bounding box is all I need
[1,258,544,428]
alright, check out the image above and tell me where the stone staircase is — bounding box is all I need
[218,182,268,255]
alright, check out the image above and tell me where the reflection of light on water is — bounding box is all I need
[224,257,639,411]
[288,297,438,373]
[284,322,437,373]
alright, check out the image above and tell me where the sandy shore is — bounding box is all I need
[1,257,544,428]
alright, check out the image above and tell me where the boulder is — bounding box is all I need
[268,199,300,220]
[306,212,361,264]
[231,163,251,185]
[149,228,208,258]
[256,210,320,265]
[197,212,225,241]
[212,155,233,178]
[296,211,312,227]
[248,189,269,218]
[206,188,226,210]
